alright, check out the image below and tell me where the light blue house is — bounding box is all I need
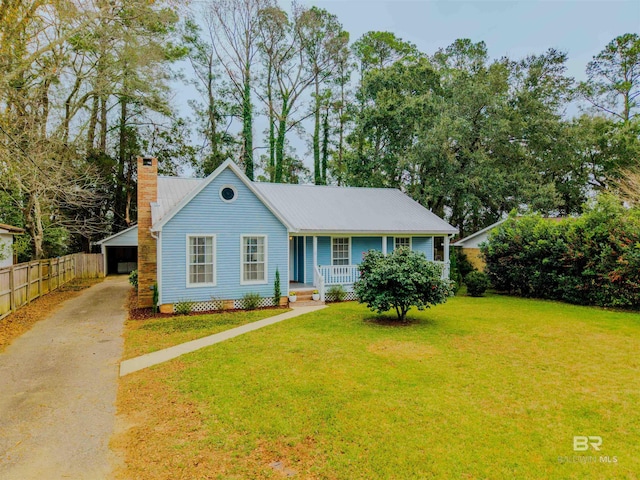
[132,157,458,311]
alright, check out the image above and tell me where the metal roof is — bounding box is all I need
[152,177,203,225]
[147,162,457,235]
[253,183,458,234]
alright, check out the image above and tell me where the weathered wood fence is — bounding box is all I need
[0,253,104,321]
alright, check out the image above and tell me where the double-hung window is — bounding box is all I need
[332,237,350,265]
[241,235,267,284]
[394,237,411,250]
[187,235,215,286]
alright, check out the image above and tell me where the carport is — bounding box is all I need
[95,225,138,275]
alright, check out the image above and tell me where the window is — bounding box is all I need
[332,237,350,265]
[395,237,411,250]
[434,236,445,262]
[219,185,237,203]
[187,235,215,286]
[241,235,267,284]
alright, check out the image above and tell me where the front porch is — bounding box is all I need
[289,235,451,303]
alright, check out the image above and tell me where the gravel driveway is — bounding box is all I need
[0,276,129,479]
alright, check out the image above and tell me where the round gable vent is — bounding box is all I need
[220,185,237,203]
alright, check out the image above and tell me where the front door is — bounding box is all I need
[289,237,295,282]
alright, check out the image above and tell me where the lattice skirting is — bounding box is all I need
[233,297,276,309]
[173,297,278,313]
[173,300,224,313]
[344,291,358,301]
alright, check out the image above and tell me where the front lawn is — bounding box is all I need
[115,295,640,479]
[123,307,289,359]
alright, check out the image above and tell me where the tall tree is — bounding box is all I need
[297,6,349,184]
[580,33,640,122]
[206,0,273,180]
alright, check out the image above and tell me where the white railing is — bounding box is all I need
[313,265,325,302]
[434,261,450,280]
[319,265,360,286]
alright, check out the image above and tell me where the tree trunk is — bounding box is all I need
[275,97,289,183]
[86,94,98,152]
[321,105,329,184]
[313,78,321,184]
[242,76,253,180]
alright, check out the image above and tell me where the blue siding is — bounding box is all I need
[305,237,313,283]
[412,236,434,261]
[317,237,331,266]
[352,237,382,264]
[160,168,288,304]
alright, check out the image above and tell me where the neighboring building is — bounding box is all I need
[452,219,506,271]
[0,224,25,268]
[94,225,138,275]
[115,157,458,311]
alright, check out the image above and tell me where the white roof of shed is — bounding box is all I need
[95,224,138,246]
[452,219,506,247]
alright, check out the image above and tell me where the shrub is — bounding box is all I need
[174,299,194,315]
[354,249,453,321]
[152,283,159,313]
[465,271,490,297]
[481,196,640,309]
[274,268,281,305]
[241,292,261,310]
[326,285,346,302]
[128,269,138,288]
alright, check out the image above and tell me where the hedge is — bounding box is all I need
[481,196,640,309]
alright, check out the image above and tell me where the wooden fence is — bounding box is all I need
[0,253,104,321]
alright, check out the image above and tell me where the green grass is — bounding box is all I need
[154,296,640,478]
[123,308,288,359]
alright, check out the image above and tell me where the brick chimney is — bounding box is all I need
[137,156,157,308]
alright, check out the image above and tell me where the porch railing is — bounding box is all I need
[313,265,325,302]
[319,265,361,286]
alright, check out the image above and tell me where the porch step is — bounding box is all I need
[290,299,325,307]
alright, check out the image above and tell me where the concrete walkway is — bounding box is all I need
[120,304,326,376]
[0,276,129,480]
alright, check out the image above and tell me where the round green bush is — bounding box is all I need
[465,271,490,297]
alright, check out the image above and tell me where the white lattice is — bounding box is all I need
[344,291,358,301]
[174,300,224,313]
[233,296,276,309]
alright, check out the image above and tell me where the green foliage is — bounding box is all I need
[129,270,138,288]
[152,283,159,314]
[241,292,262,311]
[465,271,490,297]
[274,268,281,305]
[354,249,453,321]
[326,285,347,302]
[174,299,194,315]
[482,196,640,308]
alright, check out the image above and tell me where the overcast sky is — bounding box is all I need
[176,0,640,176]
[307,0,639,82]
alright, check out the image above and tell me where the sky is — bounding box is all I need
[176,0,640,176]
[307,0,639,83]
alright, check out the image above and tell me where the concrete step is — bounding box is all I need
[290,299,325,307]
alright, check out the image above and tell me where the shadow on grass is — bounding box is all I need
[363,315,438,328]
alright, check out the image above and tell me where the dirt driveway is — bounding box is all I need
[0,275,129,479]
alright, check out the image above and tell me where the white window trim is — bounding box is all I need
[331,236,351,266]
[186,234,217,288]
[394,236,412,250]
[219,184,238,203]
[240,234,268,285]
[433,236,445,262]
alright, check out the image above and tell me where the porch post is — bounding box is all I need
[444,235,450,279]
[313,236,318,268]
[382,236,387,255]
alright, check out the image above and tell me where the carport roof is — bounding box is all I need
[94,224,138,246]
